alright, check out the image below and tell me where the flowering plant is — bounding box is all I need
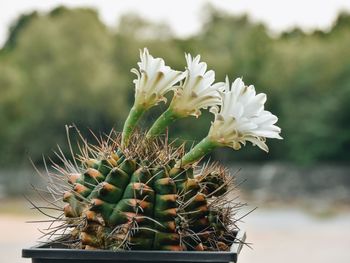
[27,48,282,254]
[122,48,282,165]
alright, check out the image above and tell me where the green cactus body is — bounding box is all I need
[62,134,238,251]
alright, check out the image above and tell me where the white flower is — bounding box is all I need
[170,54,225,117]
[131,48,185,109]
[208,77,282,152]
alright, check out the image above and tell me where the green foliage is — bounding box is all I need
[0,6,349,166]
[3,11,39,50]
[0,8,129,164]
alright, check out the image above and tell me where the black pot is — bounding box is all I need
[22,230,245,263]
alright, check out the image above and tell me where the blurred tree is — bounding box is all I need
[3,11,39,50]
[0,8,129,164]
[0,6,349,166]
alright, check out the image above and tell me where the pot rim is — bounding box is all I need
[22,230,246,262]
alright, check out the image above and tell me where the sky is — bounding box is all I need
[1,0,350,46]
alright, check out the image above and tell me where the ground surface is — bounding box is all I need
[1,202,349,263]
[239,208,350,263]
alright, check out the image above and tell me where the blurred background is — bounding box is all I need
[0,1,349,262]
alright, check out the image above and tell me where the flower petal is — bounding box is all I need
[133,48,185,108]
[170,54,223,117]
[208,77,282,151]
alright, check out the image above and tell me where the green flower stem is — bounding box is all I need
[121,104,145,148]
[146,108,182,139]
[177,136,219,167]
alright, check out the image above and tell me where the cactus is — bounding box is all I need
[56,132,239,251]
[32,48,282,252]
